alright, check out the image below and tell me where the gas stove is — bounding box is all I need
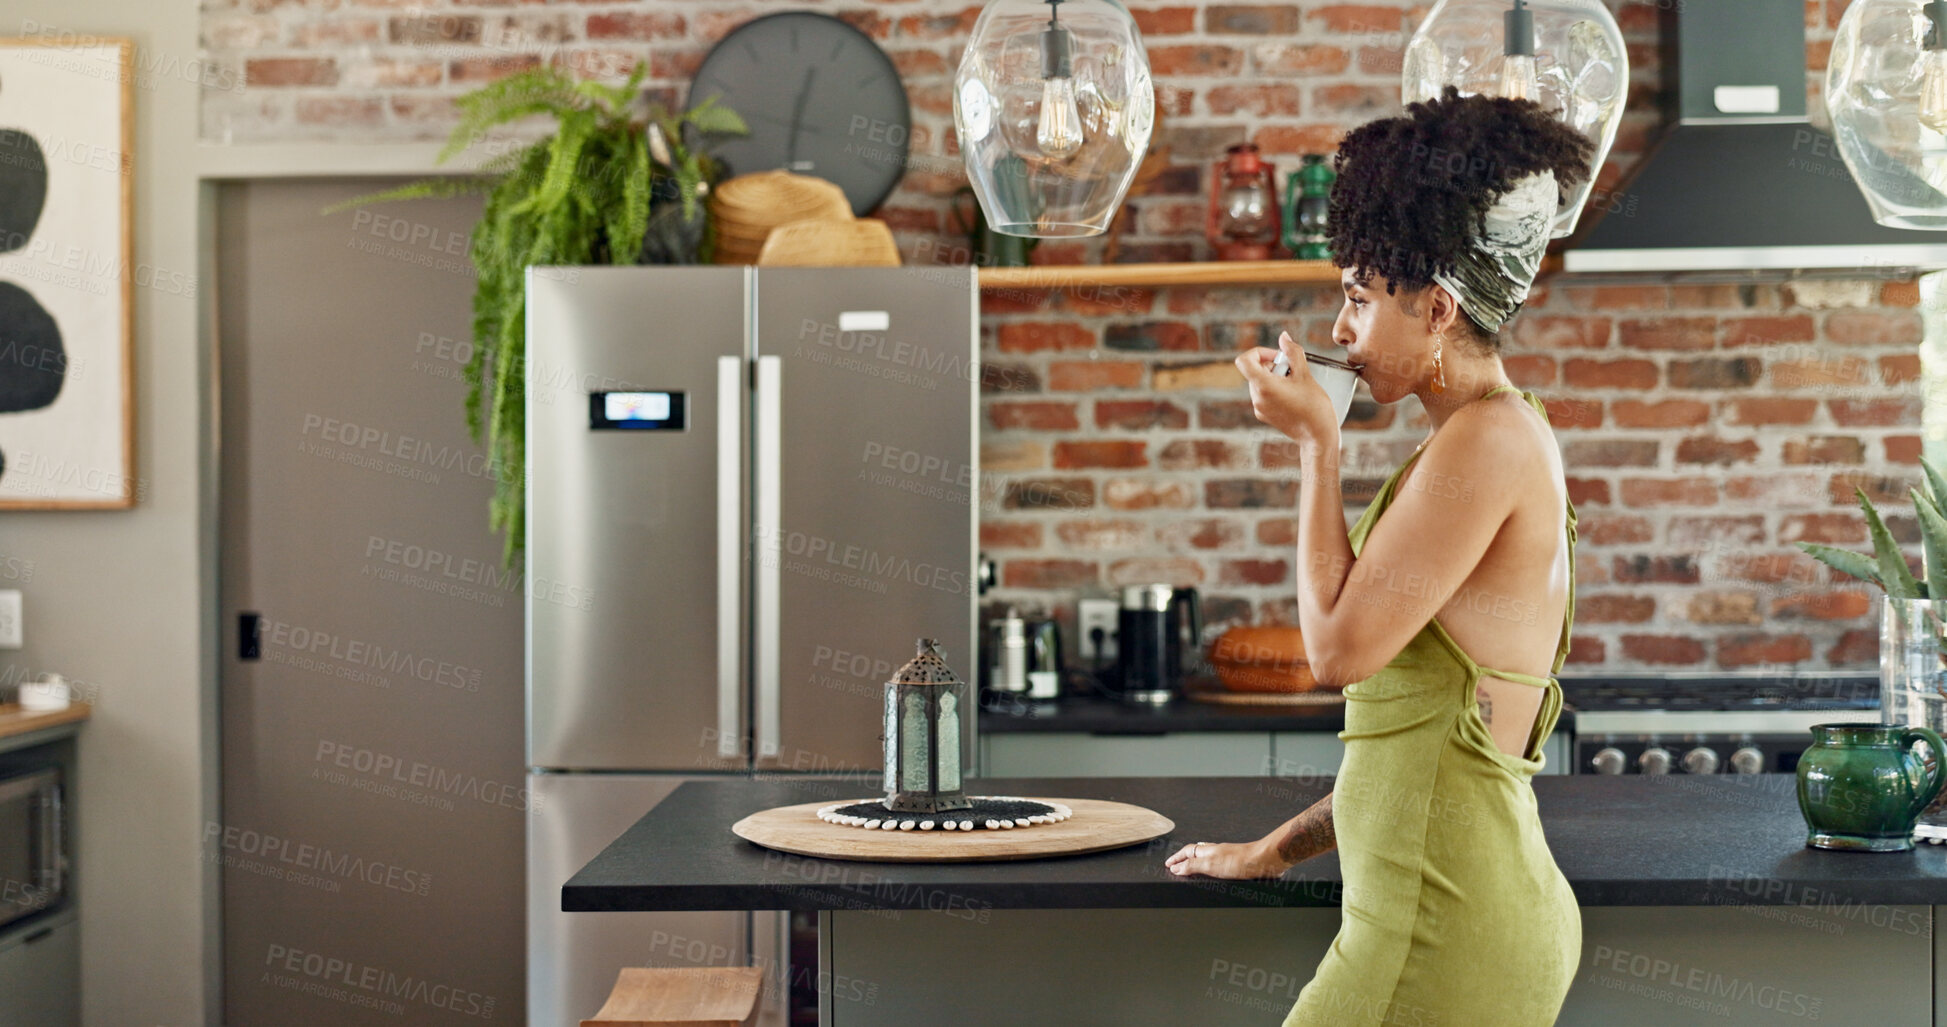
[1563,672,1879,775]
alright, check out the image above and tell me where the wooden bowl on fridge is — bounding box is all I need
[711,169,852,218]
[757,218,901,267]
[1209,625,1320,693]
[709,170,855,265]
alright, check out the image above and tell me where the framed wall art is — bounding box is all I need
[0,35,134,508]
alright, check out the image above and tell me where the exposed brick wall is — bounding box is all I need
[978,273,1925,673]
[201,1,1928,671]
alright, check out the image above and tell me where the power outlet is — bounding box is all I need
[1078,598,1118,664]
[0,590,19,649]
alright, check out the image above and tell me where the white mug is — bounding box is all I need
[1271,350,1363,427]
[19,674,71,711]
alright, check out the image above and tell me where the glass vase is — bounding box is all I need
[1880,595,1947,840]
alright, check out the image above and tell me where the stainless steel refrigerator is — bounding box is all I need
[524,266,979,1027]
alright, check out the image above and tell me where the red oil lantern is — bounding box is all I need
[1206,143,1283,261]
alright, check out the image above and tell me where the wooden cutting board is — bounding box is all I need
[731,797,1174,863]
[1184,687,1347,706]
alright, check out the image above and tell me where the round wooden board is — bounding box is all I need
[731,797,1175,863]
[1184,687,1347,706]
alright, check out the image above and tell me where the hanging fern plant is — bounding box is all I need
[328,64,746,565]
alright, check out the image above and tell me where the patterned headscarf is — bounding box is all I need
[1431,170,1557,336]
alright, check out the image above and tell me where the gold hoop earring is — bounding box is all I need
[1430,340,1446,394]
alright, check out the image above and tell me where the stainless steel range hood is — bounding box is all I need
[1563,0,1947,277]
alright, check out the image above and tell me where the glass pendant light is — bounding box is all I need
[1402,0,1627,237]
[954,0,1155,237]
[1828,0,1947,229]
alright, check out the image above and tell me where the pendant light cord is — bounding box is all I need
[1041,0,1073,79]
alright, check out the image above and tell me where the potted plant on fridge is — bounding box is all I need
[328,64,746,565]
[1797,456,1947,841]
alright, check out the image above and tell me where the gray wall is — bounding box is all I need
[2,2,214,1024]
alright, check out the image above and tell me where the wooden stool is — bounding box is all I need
[581,966,762,1027]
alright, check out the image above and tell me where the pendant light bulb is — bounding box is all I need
[1495,53,1537,100]
[1035,1,1085,159]
[1037,76,1084,158]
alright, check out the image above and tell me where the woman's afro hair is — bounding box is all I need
[1325,87,1596,298]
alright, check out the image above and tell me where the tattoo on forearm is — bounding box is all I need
[1276,794,1335,864]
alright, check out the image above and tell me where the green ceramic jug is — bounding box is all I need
[1797,723,1947,851]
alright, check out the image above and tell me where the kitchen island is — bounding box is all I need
[976,688,1576,779]
[566,775,1947,1025]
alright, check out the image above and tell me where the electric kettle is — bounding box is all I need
[1117,584,1202,704]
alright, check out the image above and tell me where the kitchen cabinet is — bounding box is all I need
[0,910,79,1027]
[982,732,1273,777]
[1268,732,1344,778]
[827,903,1926,1025]
[983,728,1571,779]
[1539,729,1570,775]
[0,704,85,1027]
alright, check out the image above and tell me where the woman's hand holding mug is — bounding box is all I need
[1234,331,1345,444]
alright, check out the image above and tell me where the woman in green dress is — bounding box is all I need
[1164,89,1596,1026]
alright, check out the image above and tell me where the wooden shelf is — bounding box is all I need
[977,260,1341,289]
[973,255,1567,291]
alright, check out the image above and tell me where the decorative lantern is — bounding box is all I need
[1281,153,1337,260]
[1402,0,1628,237]
[881,638,972,813]
[1828,0,1947,229]
[1206,144,1282,261]
[953,0,1156,237]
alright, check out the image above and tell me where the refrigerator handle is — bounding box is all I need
[717,356,744,760]
[754,354,783,760]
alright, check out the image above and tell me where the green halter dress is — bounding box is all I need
[1283,385,1581,1027]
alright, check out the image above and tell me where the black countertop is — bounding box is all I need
[977,690,1575,734]
[562,774,1947,913]
[976,671,1884,735]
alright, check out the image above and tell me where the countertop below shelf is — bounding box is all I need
[0,703,90,750]
[563,773,1947,913]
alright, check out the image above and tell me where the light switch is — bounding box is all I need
[0,590,19,649]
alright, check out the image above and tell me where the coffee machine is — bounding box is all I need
[1116,585,1201,704]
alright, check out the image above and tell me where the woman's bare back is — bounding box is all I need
[1396,391,1571,758]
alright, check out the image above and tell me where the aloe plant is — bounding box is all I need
[1799,456,1947,600]
[1804,458,1947,704]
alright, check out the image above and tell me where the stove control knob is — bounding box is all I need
[1730,746,1765,775]
[1639,747,1673,775]
[1682,746,1719,775]
[1590,747,1627,775]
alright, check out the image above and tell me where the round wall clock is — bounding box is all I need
[688,12,911,216]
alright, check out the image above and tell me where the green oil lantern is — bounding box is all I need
[1281,153,1335,261]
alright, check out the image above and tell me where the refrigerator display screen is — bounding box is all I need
[590,391,685,430]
